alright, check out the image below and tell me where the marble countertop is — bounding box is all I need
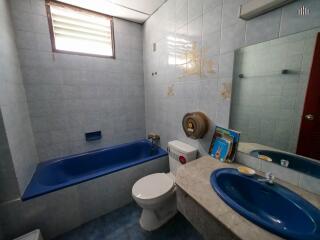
[176,156,320,240]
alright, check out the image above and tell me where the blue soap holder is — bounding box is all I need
[85,131,102,141]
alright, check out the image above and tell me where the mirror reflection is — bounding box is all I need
[230,28,320,177]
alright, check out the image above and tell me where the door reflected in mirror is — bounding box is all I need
[230,28,320,177]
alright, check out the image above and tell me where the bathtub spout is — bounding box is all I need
[148,133,160,154]
[148,133,160,141]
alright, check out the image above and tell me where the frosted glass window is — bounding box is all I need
[47,1,115,57]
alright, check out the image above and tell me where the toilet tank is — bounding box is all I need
[168,140,198,175]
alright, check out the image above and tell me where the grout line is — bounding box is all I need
[144,0,169,22]
[278,6,284,38]
[0,197,21,207]
[244,20,248,46]
[111,2,151,16]
[219,1,224,56]
[200,0,204,79]
[298,172,302,187]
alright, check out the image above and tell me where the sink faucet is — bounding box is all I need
[280,159,290,168]
[258,172,275,185]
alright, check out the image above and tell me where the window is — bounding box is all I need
[46,1,115,58]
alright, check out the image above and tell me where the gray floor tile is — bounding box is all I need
[54,202,203,240]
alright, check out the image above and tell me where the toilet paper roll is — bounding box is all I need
[182,112,209,139]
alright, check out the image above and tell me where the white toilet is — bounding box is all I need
[132,140,198,231]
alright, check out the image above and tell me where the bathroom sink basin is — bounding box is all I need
[210,168,320,240]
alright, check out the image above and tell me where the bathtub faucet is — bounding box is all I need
[148,133,160,141]
[148,133,160,148]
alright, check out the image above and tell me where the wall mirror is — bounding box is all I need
[230,28,320,178]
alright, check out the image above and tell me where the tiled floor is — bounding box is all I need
[54,202,203,240]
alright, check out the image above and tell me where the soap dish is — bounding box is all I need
[258,154,272,162]
[237,166,256,176]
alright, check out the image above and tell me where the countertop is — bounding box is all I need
[176,156,320,240]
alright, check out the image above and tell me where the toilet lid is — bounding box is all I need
[132,173,174,200]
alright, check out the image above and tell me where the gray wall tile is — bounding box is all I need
[203,0,223,14]
[299,173,320,195]
[0,0,38,195]
[0,110,20,203]
[9,0,146,161]
[188,0,203,22]
[221,0,246,28]
[236,151,261,170]
[220,22,246,54]
[245,9,282,45]
[175,0,188,29]
[280,0,320,37]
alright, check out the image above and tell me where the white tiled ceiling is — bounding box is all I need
[111,0,167,15]
[56,0,167,23]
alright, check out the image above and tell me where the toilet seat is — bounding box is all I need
[132,173,174,200]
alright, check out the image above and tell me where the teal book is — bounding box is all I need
[211,137,231,162]
[209,126,241,162]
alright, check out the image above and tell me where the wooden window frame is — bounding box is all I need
[45,0,116,59]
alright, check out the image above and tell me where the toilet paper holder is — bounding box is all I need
[182,112,209,139]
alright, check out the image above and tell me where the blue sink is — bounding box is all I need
[210,168,320,240]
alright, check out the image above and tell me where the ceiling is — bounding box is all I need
[56,0,167,23]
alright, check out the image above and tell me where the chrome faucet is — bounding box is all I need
[147,133,160,153]
[258,172,275,185]
[280,159,290,168]
[147,132,160,141]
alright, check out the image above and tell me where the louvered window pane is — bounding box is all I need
[47,2,114,57]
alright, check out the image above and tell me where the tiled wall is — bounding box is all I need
[9,0,145,161]
[143,0,320,155]
[0,0,38,195]
[0,110,20,203]
[230,29,318,153]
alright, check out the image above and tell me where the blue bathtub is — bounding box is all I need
[22,139,167,201]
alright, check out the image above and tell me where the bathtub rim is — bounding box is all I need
[38,139,161,166]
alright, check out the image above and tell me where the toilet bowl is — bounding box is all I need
[132,173,176,231]
[132,140,198,231]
